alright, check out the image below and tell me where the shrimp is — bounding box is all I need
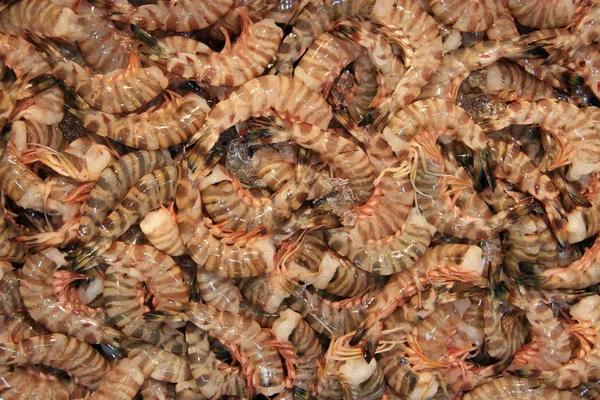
[8,119,67,156]
[176,167,277,278]
[126,343,193,383]
[506,282,571,371]
[0,0,81,40]
[272,309,322,397]
[481,99,599,182]
[0,333,110,389]
[18,248,124,346]
[195,269,242,314]
[27,33,168,114]
[252,146,295,192]
[185,322,247,399]
[186,75,332,173]
[98,0,234,32]
[418,34,546,101]
[246,117,375,204]
[351,244,486,361]
[523,234,600,289]
[0,365,86,400]
[140,204,186,256]
[78,149,173,244]
[22,137,115,183]
[508,0,577,28]
[65,86,210,150]
[138,14,283,87]
[293,31,363,97]
[139,378,174,400]
[331,20,405,107]
[238,272,295,314]
[515,295,600,389]
[85,358,144,400]
[485,9,520,41]
[72,164,183,269]
[463,375,581,399]
[0,205,27,263]
[147,303,287,397]
[481,139,568,247]
[287,288,380,339]
[269,0,374,76]
[364,0,443,126]
[429,0,508,31]
[0,74,60,127]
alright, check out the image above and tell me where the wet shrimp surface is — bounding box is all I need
[3,0,600,398]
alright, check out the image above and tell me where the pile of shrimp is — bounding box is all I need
[3,0,600,398]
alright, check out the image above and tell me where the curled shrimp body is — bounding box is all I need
[429,0,508,31]
[418,34,544,102]
[294,31,363,97]
[485,9,520,41]
[78,149,173,244]
[176,168,277,278]
[186,322,247,399]
[247,118,375,205]
[253,146,295,192]
[29,34,168,114]
[126,343,193,383]
[18,248,124,346]
[9,119,67,156]
[187,75,333,172]
[196,269,243,314]
[105,0,234,31]
[508,0,577,28]
[0,0,81,40]
[67,89,210,150]
[85,358,144,400]
[148,303,287,397]
[351,244,486,360]
[147,16,283,87]
[140,205,186,256]
[73,165,182,269]
[481,99,599,181]
[463,375,580,399]
[0,333,110,389]
[0,270,20,325]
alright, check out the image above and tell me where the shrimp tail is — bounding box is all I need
[551,170,591,212]
[277,209,342,236]
[511,369,553,383]
[131,24,171,59]
[545,205,568,249]
[362,321,383,363]
[473,146,496,193]
[490,197,536,230]
[60,81,90,117]
[69,235,113,271]
[333,109,367,143]
[292,386,318,400]
[144,310,188,322]
[87,0,131,16]
[552,68,584,90]
[15,74,59,101]
[243,117,293,145]
[24,31,64,65]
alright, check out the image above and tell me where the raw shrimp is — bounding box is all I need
[195,269,242,314]
[28,34,168,114]
[22,137,115,182]
[463,375,580,399]
[252,146,295,192]
[506,282,571,371]
[0,205,27,263]
[508,0,577,28]
[351,244,486,361]
[84,358,144,400]
[272,309,322,396]
[238,272,294,314]
[78,149,173,244]
[485,9,519,41]
[418,34,546,101]
[100,0,234,31]
[18,248,124,346]
[66,87,210,150]
[8,119,67,155]
[0,365,85,400]
[293,31,363,97]
[365,0,443,126]
[287,288,380,339]
[246,118,375,204]
[185,322,247,399]
[331,20,404,107]
[515,295,600,389]
[126,343,193,383]
[429,0,508,31]
[269,0,374,76]
[0,74,59,127]
[140,204,186,256]
[186,75,333,172]
[0,333,110,389]
[0,0,81,40]
[176,167,277,278]
[72,164,183,269]
[156,36,213,55]
[147,303,287,397]
[481,99,599,181]
[139,15,283,87]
